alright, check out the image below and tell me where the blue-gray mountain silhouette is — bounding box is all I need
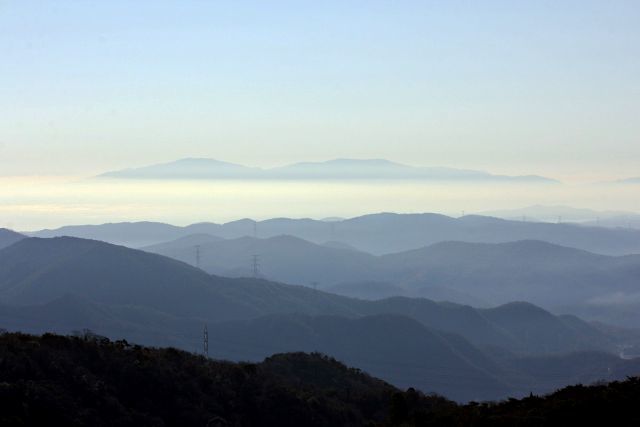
[144,235,640,315]
[1,236,638,401]
[98,158,559,183]
[28,212,640,255]
[0,228,24,250]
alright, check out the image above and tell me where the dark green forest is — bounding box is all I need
[0,331,639,426]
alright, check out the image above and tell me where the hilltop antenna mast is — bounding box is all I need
[252,254,260,278]
[195,245,201,269]
[203,324,209,357]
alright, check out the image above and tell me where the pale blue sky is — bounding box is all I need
[1,0,639,181]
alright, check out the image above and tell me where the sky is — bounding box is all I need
[1,0,639,182]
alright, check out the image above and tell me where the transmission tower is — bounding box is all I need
[195,245,201,269]
[252,254,260,278]
[203,324,209,357]
[253,220,258,238]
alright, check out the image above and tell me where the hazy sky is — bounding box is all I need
[1,1,639,181]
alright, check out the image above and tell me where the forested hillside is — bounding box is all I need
[0,332,639,427]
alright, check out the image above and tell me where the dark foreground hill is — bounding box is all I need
[1,332,639,427]
[0,332,408,426]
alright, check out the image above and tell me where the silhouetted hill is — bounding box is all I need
[325,281,411,300]
[479,205,635,223]
[0,228,24,250]
[97,157,558,183]
[1,237,636,401]
[381,240,640,309]
[146,234,375,285]
[98,157,262,179]
[30,212,640,255]
[326,281,489,306]
[0,294,203,350]
[581,214,640,230]
[0,237,364,321]
[0,237,617,355]
[1,332,639,426]
[479,302,613,354]
[143,233,224,253]
[362,297,613,356]
[145,235,640,313]
[0,237,257,320]
[205,313,514,402]
[322,240,362,251]
[0,332,411,426]
[340,213,640,255]
[28,221,189,247]
[4,298,632,401]
[267,159,557,182]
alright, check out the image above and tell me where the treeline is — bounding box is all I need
[0,331,638,426]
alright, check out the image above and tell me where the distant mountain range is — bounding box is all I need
[144,235,640,317]
[479,205,639,224]
[98,158,559,183]
[26,212,640,255]
[27,221,208,248]
[1,236,637,401]
[581,216,640,230]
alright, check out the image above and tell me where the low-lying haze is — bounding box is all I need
[2,174,638,231]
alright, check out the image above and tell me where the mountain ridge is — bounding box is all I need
[143,234,640,314]
[26,211,640,255]
[0,236,636,401]
[97,158,559,183]
[0,228,25,250]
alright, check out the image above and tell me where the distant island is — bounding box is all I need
[98,158,559,183]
